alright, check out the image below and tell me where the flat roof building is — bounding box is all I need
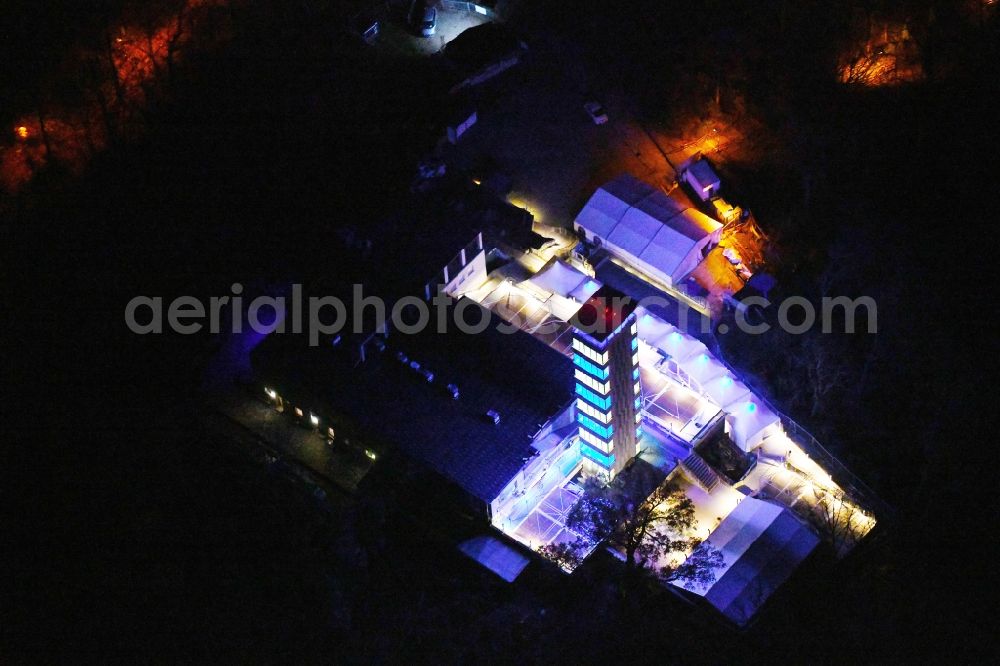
[252,296,575,516]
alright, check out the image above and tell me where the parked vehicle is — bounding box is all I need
[421,7,437,36]
[583,101,608,125]
[410,2,437,37]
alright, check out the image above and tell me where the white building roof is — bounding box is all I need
[686,158,721,190]
[637,307,780,450]
[458,535,531,582]
[726,400,781,451]
[574,175,722,285]
[519,259,603,321]
[702,374,752,408]
[523,259,600,302]
[634,189,687,221]
[609,206,662,256]
[661,333,709,363]
[677,352,728,386]
[573,186,634,240]
[637,310,677,344]
[672,497,820,626]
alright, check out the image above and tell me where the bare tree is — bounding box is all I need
[798,335,852,417]
[130,0,190,88]
[662,543,724,590]
[542,469,722,586]
[538,540,585,572]
[32,87,54,161]
[103,26,128,111]
[86,55,117,146]
[804,487,874,556]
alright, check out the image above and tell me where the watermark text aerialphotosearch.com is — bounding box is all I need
[125,283,877,345]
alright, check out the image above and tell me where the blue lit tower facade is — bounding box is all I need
[570,286,641,480]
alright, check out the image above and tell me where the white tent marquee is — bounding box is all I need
[656,330,708,363]
[677,352,728,387]
[702,374,752,408]
[636,310,677,344]
[635,308,781,452]
[574,175,722,287]
[671,497,819,626]
[519,259,602,321]
[726,400,780,451]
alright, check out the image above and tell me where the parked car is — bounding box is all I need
[583,101,608,125]
[411,3,437,37]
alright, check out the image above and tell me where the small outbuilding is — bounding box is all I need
[681,158,722,202]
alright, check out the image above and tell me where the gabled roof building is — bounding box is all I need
[574,175,722,288]
[671,497,820,627]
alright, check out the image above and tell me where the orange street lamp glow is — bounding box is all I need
[15,126,29,140]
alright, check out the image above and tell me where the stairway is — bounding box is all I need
[679,452,721,492]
